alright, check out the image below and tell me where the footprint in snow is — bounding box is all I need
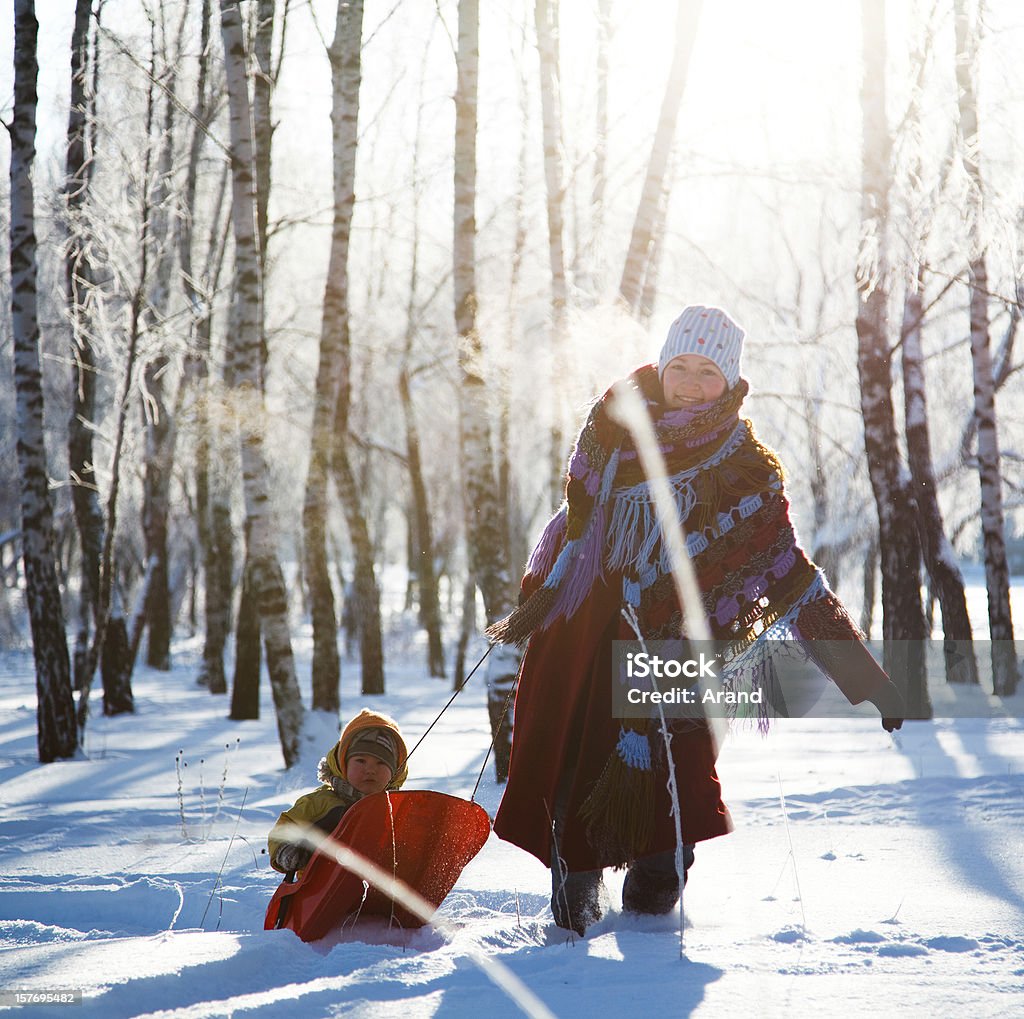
[772,926,808,944]
[829,929,886,945]
[923,936,979,953]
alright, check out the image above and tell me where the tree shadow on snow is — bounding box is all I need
[883,718,1024,915]
[45,909,722,1018]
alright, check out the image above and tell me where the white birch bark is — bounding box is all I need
[856,0,929,715]
[953,0,1018,695]
[535,0,569,505]
[253,0,275,273]
[901,270,978,684]
[180,0,233,695]
[326,0,385,699]
[399,364,445,678]
[456,0,517,779]
[11,0,78,762]
[400,97,445,679]
[63,0,134,713]
[330,424,385,696]
[637,165,671,324]
[220,0,304,765]
[140,20,180,672]
[618,0,702,313]
[893,23,978,686]
[303,0,362,711]
[66,0,100,684]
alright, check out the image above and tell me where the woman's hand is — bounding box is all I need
[868,679,905,732]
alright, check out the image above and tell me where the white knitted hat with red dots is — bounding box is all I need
[658,305,745,386]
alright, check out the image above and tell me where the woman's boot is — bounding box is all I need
[621,845,694,915]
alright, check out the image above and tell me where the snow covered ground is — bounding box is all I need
[2,616,1024,1018]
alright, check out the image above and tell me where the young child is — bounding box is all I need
[269,708,409,874]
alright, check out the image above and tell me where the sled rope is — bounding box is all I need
[471,675,520,802]
[406,642,496,761]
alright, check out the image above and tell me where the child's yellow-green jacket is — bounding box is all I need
[268,709,409,873]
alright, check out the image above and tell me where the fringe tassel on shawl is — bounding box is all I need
[486,505,608,645]
[603,421,758,576]
[545,504,607,625]
[578,726,655,867]
[526,507,568,579]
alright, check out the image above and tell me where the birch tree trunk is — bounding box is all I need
[535,0,569,506]
[140,38,178,672]
[180,0,233,694]
[503,64,531,584]
[11,0,78,762]
[455,0,516,779]
[454,575,477,692]
[592,0,611,247]
[856,0,929,717]
[618,0,702,313]
[303,0,363,713]
[397,71,444,679]
[861,537,878,637]
[253,0,275,378]
[320,0,385,699]
[229,5,274,704]
[807,396,842,588]
[953,0,1019,695]
[76,53,154,734]
[956,291,1021,463]
[399,364,445,678]
[204,481,234,693]
[253,0,275,270]
[64,0,133,712]
[230,546,261,719]
[231,1,279,707]
[220,0,303,765]
[637,167,671,324]
[901,268,978,684]
[331,398,385,696]
[66,0,100,687]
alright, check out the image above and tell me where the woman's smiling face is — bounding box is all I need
[661,354,728,409]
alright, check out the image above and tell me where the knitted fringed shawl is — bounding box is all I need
[488,364,868,865]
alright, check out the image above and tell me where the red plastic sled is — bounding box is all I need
[264,790,491,941]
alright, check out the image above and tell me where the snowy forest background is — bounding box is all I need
[3,0,1024,767]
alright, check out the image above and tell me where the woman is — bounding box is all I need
[488,305,904,936]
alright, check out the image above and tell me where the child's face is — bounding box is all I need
[661,354,727,408]
[346,753,394,795]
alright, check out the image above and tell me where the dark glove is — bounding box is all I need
[275,843,312,873]
[868,680,905,732]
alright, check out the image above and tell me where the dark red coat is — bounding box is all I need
[493,565,888,871]
[493,571,733,871]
